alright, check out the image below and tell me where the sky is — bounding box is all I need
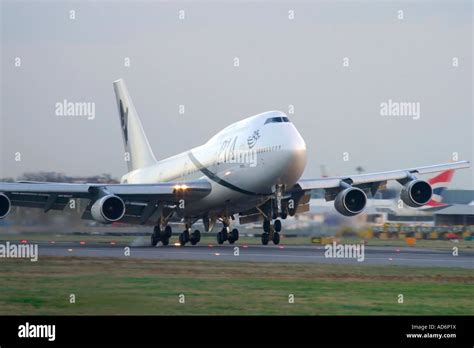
[1,0,472,188]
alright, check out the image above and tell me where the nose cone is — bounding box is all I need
[281,124,307,186]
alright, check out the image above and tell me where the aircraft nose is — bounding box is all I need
[280,124,307,186]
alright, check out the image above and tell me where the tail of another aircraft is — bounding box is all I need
[113,79,157,172]
[422,169,455,208]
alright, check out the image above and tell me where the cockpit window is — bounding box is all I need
[264,116,291,125]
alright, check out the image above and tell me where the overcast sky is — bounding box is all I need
[1,0,472,188]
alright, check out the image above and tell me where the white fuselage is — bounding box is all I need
[121,111,307,217]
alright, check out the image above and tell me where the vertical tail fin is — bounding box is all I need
[113,79,157,172]
[423,169,455,208]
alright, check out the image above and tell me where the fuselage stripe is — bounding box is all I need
[187,151,271,196]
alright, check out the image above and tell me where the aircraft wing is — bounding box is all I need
[295,161,470,192]
[278,161,470,218]
[0,180,212,225]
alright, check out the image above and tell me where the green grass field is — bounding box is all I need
[0,257,472,315]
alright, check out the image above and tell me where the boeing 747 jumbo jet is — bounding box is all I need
[0,79,470,246]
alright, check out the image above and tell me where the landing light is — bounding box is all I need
[173,184,188,191]
[224,171,231,176]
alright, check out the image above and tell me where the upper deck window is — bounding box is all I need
[264,116,291,125]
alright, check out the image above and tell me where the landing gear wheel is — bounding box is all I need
[272,232,280,245]
[179,230,190,246]
[231,228,239,242]
[164,225,172,239]
[159,225,171,246]
[190,230,201,246]
[261,232,269,245]
[263,220,271,233]
[217,231,225,245]
[280,211,288,220]
[151,226,162,246]
[183,229,190,243]
[151,233,160,247]
[228,228,239,244]
[222,227,228,241]
[274,219,282,232]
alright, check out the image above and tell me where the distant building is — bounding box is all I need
[434,205,474,226]
[441,190,474,205]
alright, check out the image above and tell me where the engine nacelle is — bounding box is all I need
[334,187,367,216]
[400,179,432,207]
[90,195,126,223]
[0,193,12,219]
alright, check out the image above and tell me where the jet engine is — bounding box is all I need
[90,195,126,223]
[400,179,432,207]
[0,193,11,219]
[334,187,367,216]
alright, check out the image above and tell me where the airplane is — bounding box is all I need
[0,79,470,246]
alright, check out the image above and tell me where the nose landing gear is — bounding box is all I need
[259,185,286,245]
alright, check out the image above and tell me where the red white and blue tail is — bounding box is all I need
[422,170,454,208]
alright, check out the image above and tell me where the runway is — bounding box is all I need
[20,241,474,268]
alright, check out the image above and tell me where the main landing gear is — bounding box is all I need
[152,224,202,247]
[151,225,172,246]
[216,218,239,245]
[179,224,201,246]
[261,218,281,245]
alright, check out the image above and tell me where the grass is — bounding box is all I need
[0,257,472,315]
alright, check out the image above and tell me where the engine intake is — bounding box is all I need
[334,187,367,216]
[0,193,11,219]
[90,195,126,223]
[400,179,432,207]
